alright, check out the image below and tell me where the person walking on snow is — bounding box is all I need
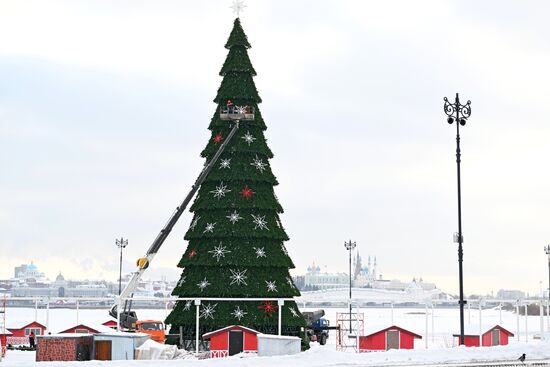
[29,331,35,349]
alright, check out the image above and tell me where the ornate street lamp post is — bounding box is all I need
[344,240,356,334]
[116,237,128,295]
[444,93,472,345]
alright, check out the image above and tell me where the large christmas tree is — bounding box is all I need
[165,18,306,343]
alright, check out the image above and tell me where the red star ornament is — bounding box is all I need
[213,133,223,144]
[258,301,277,318]
[188,248,197,259]
[239,185,255,200]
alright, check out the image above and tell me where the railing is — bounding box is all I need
[6,336,28,345]
[219,105,254,121]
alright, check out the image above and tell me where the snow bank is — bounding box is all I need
[135,339,194,360]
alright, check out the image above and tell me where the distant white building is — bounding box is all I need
[497,289,525,300]
[14,261,46,281]
[352,253,439,293]
[352,253,377,288]
[304,263,348,290]
[11,272,108,298]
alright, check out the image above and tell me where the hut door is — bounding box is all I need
[76,343,90,361]
[386,330,399,350]
[492,329,500,346]
[95,340,112,360]
[228,330,244,356]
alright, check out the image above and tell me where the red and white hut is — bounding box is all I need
[202,325,259,358]
[359,325,422,352]
[453,324,514,347]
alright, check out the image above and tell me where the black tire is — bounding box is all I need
[319,334,327,345]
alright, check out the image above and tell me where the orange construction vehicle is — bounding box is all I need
[135,320,166,344]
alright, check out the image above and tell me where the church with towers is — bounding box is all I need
[352,252,379,288]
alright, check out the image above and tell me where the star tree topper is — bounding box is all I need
[230,0,247,17]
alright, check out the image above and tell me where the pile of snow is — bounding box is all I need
[135,339,194,360]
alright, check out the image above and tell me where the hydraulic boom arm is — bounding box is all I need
[109,120,241,326]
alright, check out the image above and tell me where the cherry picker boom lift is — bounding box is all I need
[109,104,254,337]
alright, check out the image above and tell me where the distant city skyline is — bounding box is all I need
[1,1,549,296]
[3,259,539,299]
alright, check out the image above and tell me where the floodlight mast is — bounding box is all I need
[109,104,253,329]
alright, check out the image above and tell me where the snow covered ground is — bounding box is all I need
[4,342,550,367]
[2,306,550,366]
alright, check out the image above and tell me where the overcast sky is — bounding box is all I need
[1,0,549,296]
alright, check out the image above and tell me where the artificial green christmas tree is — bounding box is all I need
[165,18,306,345]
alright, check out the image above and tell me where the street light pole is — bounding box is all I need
[544,245,550,320]
[116,237,128,295]
[344,240,356,334]
[444,93,472,346]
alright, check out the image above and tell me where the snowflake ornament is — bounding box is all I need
[231,306,247,321]
[250,155,267,173]
[236,105,248,114]
[286,276,294,288]
[265,280,277,292]
[177,276,187,287]
[239,185,255,200]
[210,182,231,199]
[200,303,217,319]
[253,247,266,258]
[197,277,210,291]
[183,300,193,311]
[208,244,231,262]
[189,216,200,231]
[289,307,299,318]
[219,158,231,169]
[229,269,248,286]
[203,222,216,233]
[251,214,269,230]
[226,210,243,224]
[213,133,223,144]
[241,131,256,145]
[258,301,277,318]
